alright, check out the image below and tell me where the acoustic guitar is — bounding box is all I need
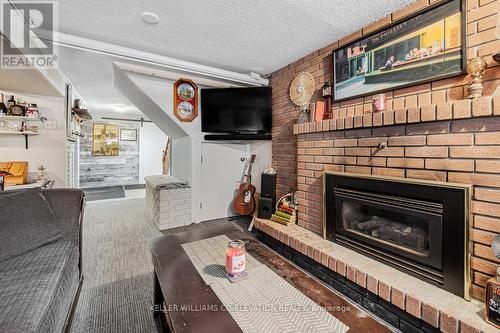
[232,154,257,216]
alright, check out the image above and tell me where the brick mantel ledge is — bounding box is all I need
[293,97,500,135]
[254,218,497,333]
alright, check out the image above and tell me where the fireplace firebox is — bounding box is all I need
[324,172,471,299]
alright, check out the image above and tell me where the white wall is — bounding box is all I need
[139,122,168,182]
[125,73,272,222]
[0,92,67,187]
[170,136,192,183]
[249,141,272,193]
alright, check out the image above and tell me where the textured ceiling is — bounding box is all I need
[51,0,414,74]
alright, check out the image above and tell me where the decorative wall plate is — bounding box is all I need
[289,72,315,108]
[177,83,195,101]
[174,78,198,122]
[177,101,194,116]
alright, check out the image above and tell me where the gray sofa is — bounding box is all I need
[0,189,85,333]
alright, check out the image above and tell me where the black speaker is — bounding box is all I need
[258,196,274,219]
[261,173,276,198]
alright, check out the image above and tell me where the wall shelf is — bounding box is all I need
[0,115,42,122]
[0,130,39,135]
[0,130,39,149]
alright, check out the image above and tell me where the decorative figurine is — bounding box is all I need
[296,106,310,124]
[35,163,46,182]
[466,57,487,99]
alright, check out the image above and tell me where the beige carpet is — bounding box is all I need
[70,198,161,333]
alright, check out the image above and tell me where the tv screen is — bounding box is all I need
[201,87,272,134]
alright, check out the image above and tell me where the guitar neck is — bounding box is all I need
[244,155,256,190]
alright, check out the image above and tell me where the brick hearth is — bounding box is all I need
[271,0,500,302]
[254,218,497,333]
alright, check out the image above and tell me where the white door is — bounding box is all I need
[200,142,248,221]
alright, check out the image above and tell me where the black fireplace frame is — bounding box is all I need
[324,171,471,299]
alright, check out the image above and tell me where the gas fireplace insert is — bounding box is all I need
[324,172,471,299]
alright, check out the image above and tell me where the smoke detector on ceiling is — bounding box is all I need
[142,12,160,25]
[114,104,128,112]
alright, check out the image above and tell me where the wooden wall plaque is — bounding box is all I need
[173,78,198,122]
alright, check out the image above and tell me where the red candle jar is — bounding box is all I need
[226,240,246,277]
[372,94,387,112]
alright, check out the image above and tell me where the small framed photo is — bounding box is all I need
[120,128,137,141]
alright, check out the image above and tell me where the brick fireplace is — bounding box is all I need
[324,171,470,298]
[270,0,499,305]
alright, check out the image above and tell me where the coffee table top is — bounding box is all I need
[150,222,393,333]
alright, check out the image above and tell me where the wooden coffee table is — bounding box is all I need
[150,222,393,333]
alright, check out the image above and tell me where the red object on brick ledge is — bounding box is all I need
[293,97,497,135]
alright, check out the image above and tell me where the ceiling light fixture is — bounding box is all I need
[142,12,160,25]
[114,104,128,112]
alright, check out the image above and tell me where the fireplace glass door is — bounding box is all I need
[334,188,443,272]
[325,172,470,298]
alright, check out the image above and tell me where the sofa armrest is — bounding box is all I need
[42,189,85,243]
[42,189,85,273]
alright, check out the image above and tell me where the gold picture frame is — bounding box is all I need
[92,124,119,156]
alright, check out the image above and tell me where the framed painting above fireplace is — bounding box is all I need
[332,0,466,102]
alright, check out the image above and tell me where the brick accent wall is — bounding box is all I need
[271,0,500,301]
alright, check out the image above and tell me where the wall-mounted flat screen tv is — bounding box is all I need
[333,0,465,102]
[201,87,272,134]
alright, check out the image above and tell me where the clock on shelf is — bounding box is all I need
[174,78,198,122]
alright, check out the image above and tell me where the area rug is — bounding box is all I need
[82,186,126,201]
[182,235,349,333]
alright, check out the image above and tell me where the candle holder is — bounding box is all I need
[226,240,248,282]
[372,94,387,112]
[466,57,487,99]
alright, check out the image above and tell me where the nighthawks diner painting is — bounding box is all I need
[92,124,119,156]
[333,0,464,101]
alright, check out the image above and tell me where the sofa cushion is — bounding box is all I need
[0,189,65,262]
[0,240,79,333]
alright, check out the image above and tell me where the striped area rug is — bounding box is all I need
[182,235,349,333]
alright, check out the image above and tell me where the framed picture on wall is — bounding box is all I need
[92,124,119,156]
[332,0,465,102]
[120,128,137,141]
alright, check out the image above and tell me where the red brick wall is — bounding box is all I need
[271,0,500,300]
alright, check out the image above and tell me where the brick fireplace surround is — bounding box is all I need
[261,0,500,332]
